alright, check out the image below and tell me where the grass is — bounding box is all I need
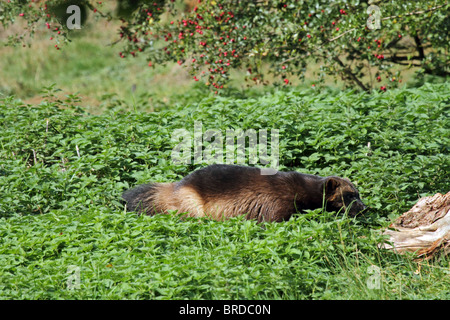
[0,16,198,114]
[1,206,448,300]
[0,82,449,299]
[1,205,449,299]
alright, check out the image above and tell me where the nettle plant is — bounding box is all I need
[2,0,448,92]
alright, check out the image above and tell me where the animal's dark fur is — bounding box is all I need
[122,164,367,222]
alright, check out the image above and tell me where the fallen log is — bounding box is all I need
[381,191,450,260]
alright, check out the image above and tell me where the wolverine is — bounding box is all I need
[122,164,367,222]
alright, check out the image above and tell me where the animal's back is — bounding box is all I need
[122,164,367,220]
[123,165,298,221]
[176,164,290,221]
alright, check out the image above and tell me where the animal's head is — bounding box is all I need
[324,176,367,217]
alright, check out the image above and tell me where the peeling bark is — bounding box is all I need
[381,191,450,260]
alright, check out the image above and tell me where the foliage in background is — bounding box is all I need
[1,0,448,92]
[0,83,449,299]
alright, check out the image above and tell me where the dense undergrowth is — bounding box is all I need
[0,83,449,299]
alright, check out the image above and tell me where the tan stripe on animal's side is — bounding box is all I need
[175,186,205,217]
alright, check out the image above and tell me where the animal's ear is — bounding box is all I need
[325,177,340,194]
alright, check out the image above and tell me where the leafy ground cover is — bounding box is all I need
[0,83,449,299]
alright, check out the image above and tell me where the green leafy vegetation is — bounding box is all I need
[0,83,449,299]
[2,1,449,92]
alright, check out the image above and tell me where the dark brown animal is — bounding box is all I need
[122,164,367,222]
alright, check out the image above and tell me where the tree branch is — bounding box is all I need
[333,56,369,92]
[327,3,448,43]
[381,4,448,21]
[388,55,421,61]
[413,35,425,61]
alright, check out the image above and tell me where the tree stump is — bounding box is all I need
[381,191,450,260]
